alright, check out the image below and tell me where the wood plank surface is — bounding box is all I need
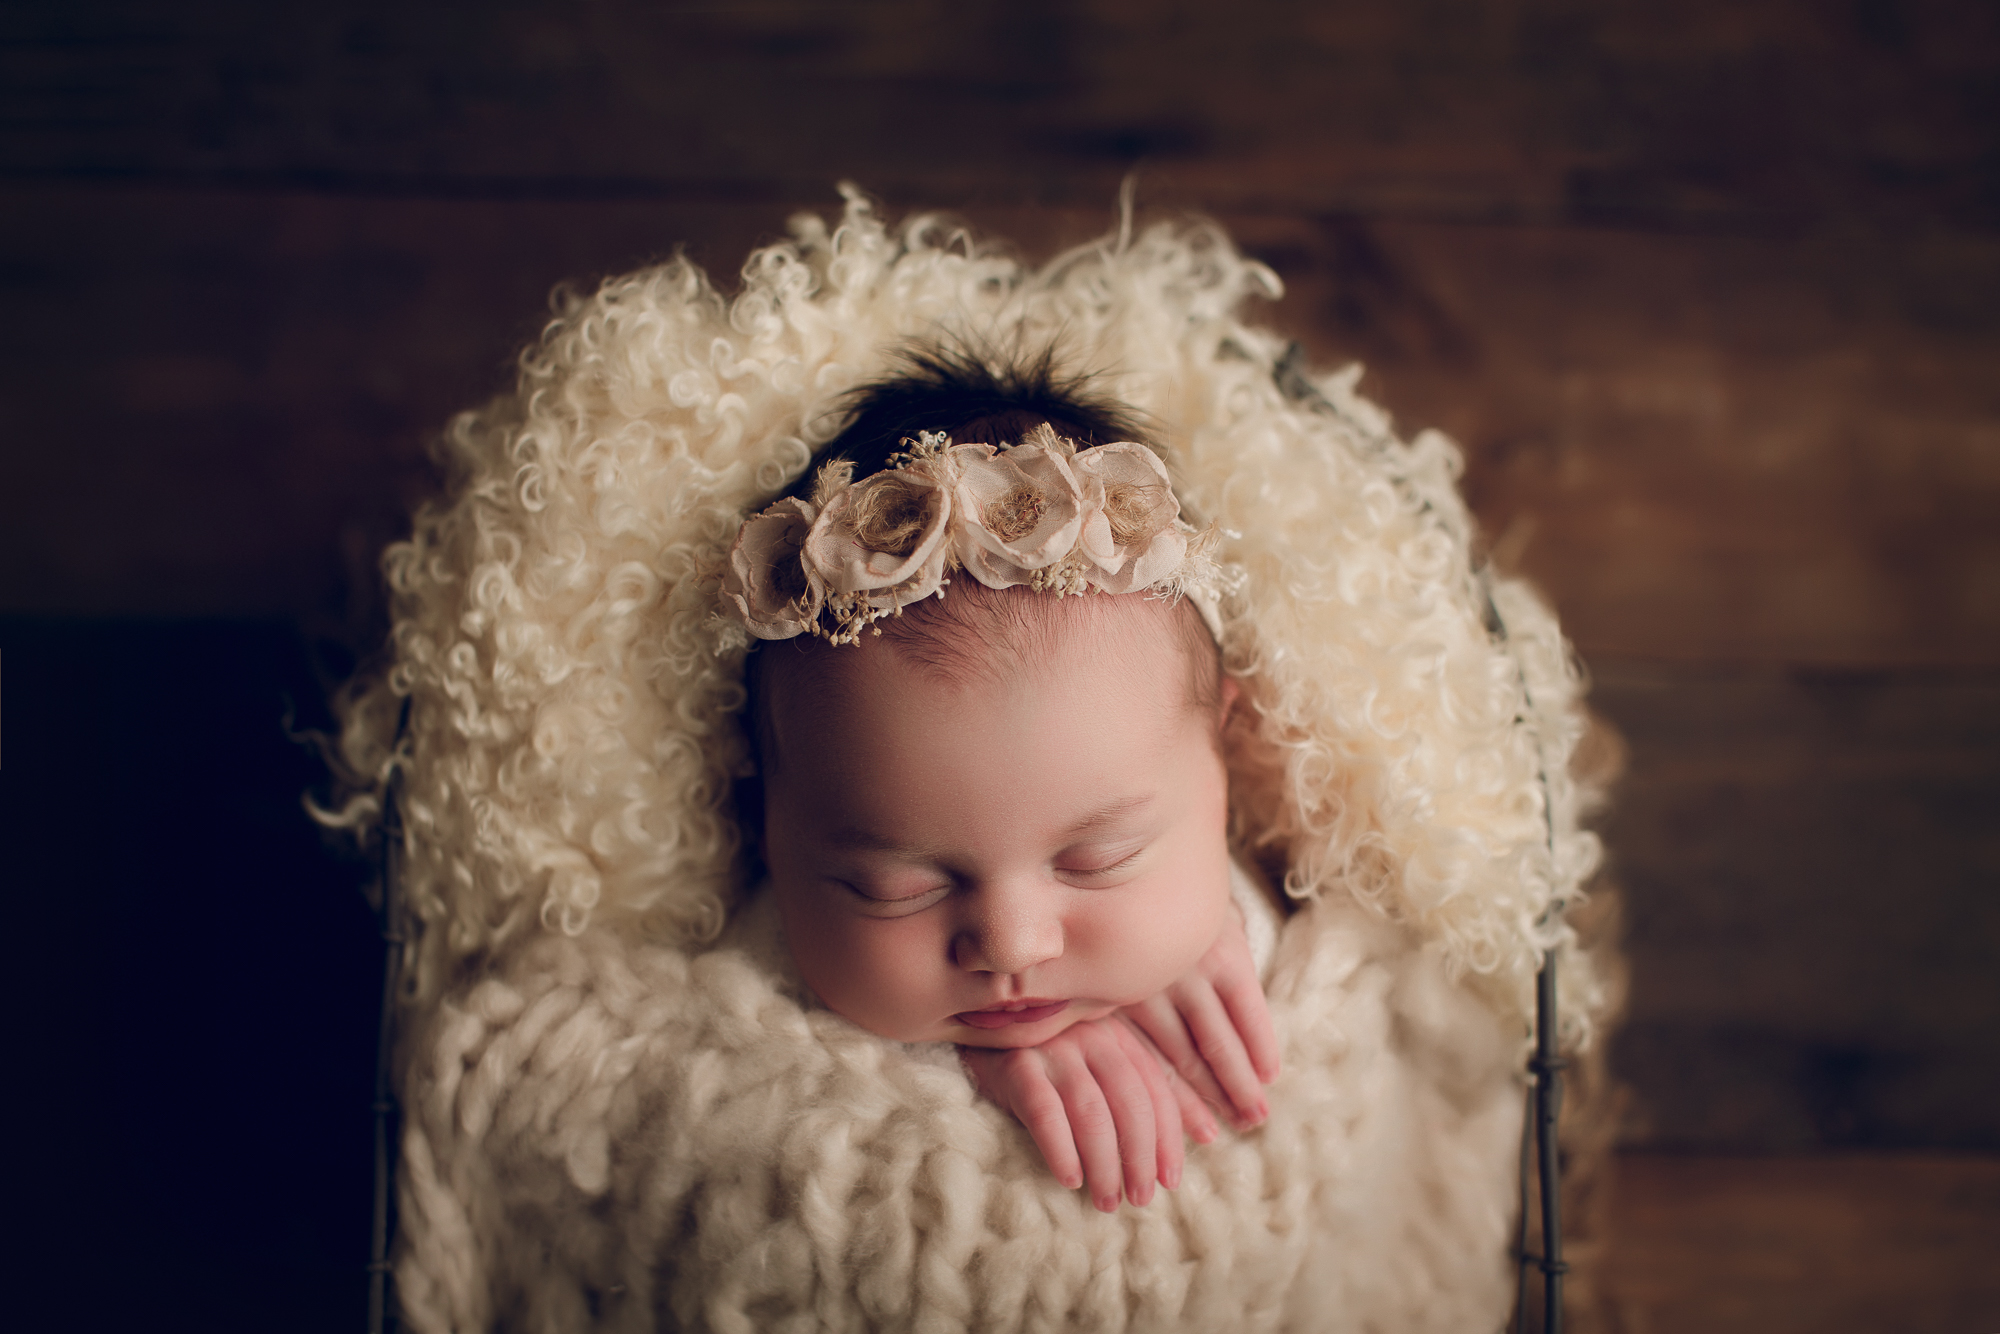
[3,0,1995,1170]
[5,0,1992,229]
[1593,661,2000,1148]
[1601,1153,2000,1333]
[1247,217,2000,667]
[6,186,1996,668]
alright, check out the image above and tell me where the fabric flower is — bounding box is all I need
[951,438,1087,589]
[720,497,824,639]
[804,464,953,608]
[1074,442,1186,592]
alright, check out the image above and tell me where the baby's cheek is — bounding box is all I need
[775,892,873,1013]
[804,913,953,1040]
[1160,870,1236,985]
[1091,889,1225,1001]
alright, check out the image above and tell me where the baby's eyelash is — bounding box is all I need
[1066,850,1145,879]
[845,880,950,907]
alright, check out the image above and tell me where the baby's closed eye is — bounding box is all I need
[837,876,952,915]
[1055,847,1148,883]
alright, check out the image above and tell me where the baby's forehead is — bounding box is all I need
[904,585,1190,678]
[752,586,1218,763]
[828,586,1200,689]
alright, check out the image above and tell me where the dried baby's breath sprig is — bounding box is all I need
[884,429,953,471]
[1028,550,1094,597]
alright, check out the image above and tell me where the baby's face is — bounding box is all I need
[761,605,1234,1048]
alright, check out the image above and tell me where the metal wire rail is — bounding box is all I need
[1485,566,1568,1334]
[367,775,404,1334]
[1513,954,1568,1334]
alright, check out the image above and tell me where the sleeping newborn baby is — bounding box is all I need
[730,396,1283,1215]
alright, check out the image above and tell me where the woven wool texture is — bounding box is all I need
[345,189,1608,1331]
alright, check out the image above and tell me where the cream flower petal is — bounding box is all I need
[944,441,998,470]
[720,497,824,639]
[805,466,953,598]
[1107,525,1189,593]
[1073,443,1181,591]
[952,440,1085,587]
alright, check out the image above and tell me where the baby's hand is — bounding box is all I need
[958,1016,1194,1213]
[1120,908,1280,1132]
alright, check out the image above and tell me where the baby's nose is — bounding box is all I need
[952,887,1063,975]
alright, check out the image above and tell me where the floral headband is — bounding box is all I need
[721,424,1227,645]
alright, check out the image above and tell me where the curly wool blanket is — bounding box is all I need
[339,189,1609,1331]
[397,891,1523,1332]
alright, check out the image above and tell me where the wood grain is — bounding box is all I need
[3,0,1995,1160]
[1593,660,2000,1148]
[1600,1153,2000,1333]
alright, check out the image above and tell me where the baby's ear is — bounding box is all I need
[1210,674,1243,749]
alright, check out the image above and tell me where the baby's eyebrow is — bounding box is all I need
[822,825,919,853]
[1057,794,1155,840]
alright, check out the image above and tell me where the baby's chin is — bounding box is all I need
[945,1000,1119,1049]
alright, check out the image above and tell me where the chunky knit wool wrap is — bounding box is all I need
[338,188,1607,1332]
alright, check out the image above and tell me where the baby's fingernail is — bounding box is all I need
[1165,1164,1181,1190]
[1063,1173,1083,1190]
[1096,1193,1119,1213]
[1134,1182,1154,1207]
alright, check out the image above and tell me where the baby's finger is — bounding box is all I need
[1177,983,1270,1127]
[1049,1039,1125,1213]
[1081,1024,1159,1208]
[1125,995,1232,1117]
[1160,1047,1219,1145]
[1114,1019,1185,1192]
[1215,968,1283,1085]
[1001,1053,1084,1192]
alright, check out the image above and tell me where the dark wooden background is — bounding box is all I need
[2,1,1995,1327]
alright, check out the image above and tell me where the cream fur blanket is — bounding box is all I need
[334,188,1607,1331]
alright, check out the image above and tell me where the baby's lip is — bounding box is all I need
[954,999,1070,1030]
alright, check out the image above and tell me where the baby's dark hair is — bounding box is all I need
[781,340,1148,502]
[738,340,1224,841]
